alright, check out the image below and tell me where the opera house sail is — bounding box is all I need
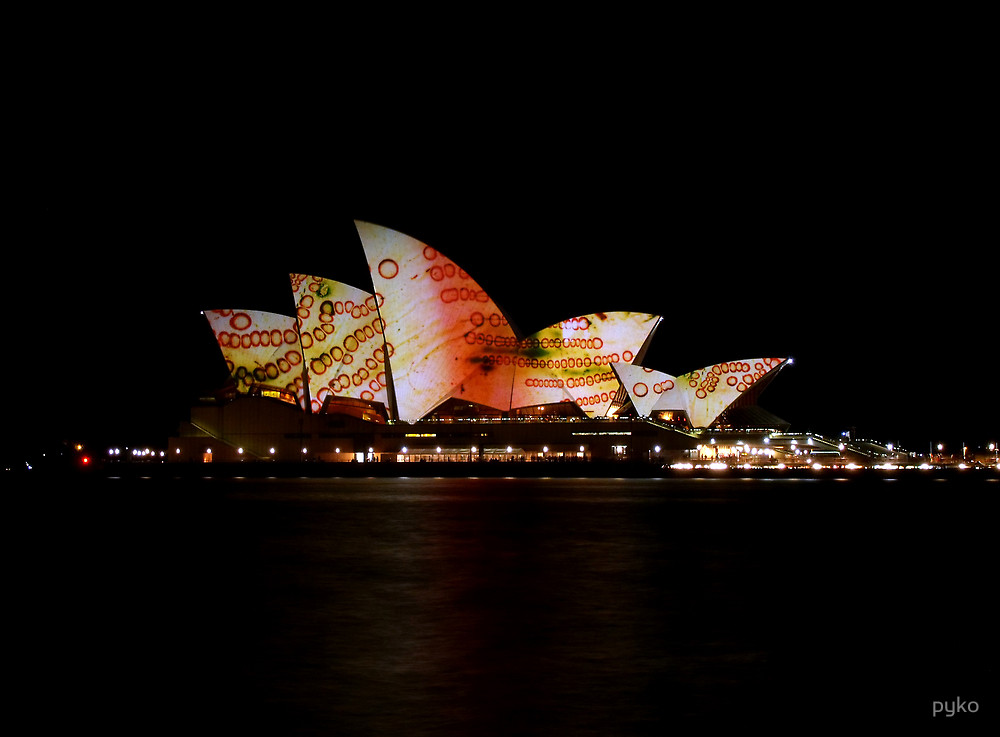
[611,357,789,428]
[355,220,520,422]
[204,308,306,407]
[511,311,662,417]
[289,273,392,414]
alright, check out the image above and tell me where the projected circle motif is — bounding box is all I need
[378,259,399,279]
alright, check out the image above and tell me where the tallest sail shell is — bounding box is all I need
[356,221,519,422]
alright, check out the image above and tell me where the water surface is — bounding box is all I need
[11,474,998,732]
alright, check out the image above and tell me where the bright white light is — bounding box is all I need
[812,463,823,470]
[709,462,727,470]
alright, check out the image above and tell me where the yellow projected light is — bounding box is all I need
[614,357,787,428]
[290,274,391,414]
[356,221,518,422]
[511,312,662,416]
[204,309,305,405]
[678,358,786,428]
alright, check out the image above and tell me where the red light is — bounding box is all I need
[81,457,90,465]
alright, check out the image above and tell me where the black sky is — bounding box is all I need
[8,45,997,455]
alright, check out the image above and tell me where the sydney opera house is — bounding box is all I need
[167,222,792,466]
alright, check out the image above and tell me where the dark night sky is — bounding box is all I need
[7,45,997,456]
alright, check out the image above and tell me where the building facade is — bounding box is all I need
[170,222,790,465]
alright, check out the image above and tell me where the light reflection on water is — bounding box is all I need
[14,474,998,733]
[198,477,768,734]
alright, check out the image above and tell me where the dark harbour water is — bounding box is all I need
[9,472,999,733]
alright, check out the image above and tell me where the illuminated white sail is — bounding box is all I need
[356,220,518,421]
[204,309,305,406]
[290,273,391,413]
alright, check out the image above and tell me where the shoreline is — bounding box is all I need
[49,459,1000,482]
